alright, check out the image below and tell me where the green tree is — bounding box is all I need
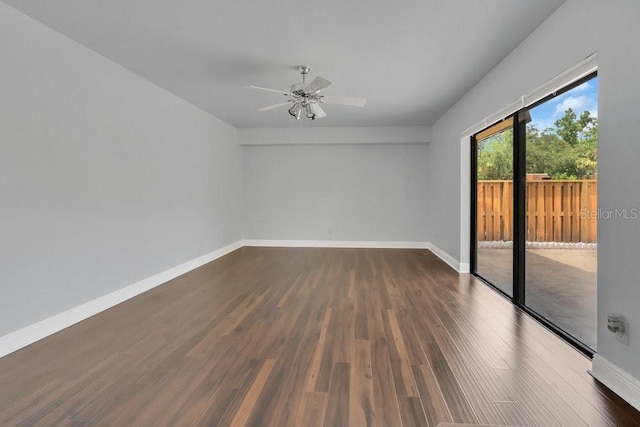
[555,108,581,146]
[554,108,596,146]
[551,109,597,178]
[477,109,597,180]
[477,129,513,180]
[526,125,581,179]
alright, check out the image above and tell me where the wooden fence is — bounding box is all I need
[477,180,597,243]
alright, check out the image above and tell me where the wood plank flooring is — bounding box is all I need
[0,247,639,426]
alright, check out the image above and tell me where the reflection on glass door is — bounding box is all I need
[473,118,514,296]
[524,76,598,350]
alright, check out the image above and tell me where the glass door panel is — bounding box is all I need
[474,118,514,296]
[524,76,598,350]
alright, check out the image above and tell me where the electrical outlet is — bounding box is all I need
[615,321,629,345]
[608,314,629,345]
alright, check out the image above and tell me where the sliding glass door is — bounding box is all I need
[471,73,598,353]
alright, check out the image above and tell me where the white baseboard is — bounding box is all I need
[244,240,465,273]
[590,354,640,411]
[0,240,243,359]
[425,242,462,272]
[458,263,470,274]
[242,239,430,249]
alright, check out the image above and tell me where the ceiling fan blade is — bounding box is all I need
[320,95,367,107]
[245,85,294,97]
[304,76,332,94]
[257,101,293,112]
[309,102,327,119]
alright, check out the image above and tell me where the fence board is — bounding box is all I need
[562,183,571,242]
[486,182,494,240]
[588,181,598,242]
[580,181,589,242]
[545,184,553,241]
[503,181,512,240]
[572,182,580,242]
[553,182,562,242]
[493,182,501,240]
[536,183,545,241]
[476,180,597,243]
[476,182,484,242]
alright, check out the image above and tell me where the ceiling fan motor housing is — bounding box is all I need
[290,83,305,93]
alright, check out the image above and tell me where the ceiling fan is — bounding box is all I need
[246,66,367,120]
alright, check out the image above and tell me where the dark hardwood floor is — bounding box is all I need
[1,247,639,426]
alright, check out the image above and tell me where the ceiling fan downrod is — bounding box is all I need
[298,65,310,84]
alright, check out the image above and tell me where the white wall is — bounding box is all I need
[238,126,432,145]
[427,0,640,383]
[244,142,429,242]
[0,3,243,336]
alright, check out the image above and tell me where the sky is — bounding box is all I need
[528,76,598,131]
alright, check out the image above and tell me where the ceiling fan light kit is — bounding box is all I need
[288,102,302,119]
[247,66,366,120]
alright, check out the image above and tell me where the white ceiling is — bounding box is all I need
[2,0,565,128]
